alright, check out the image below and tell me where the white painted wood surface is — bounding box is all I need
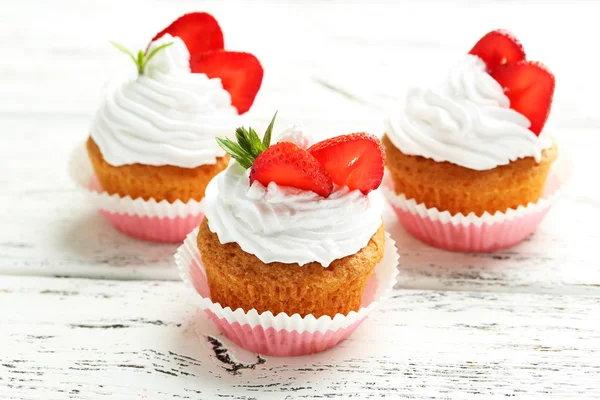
[1,276,599,399]
[1,0,600,398]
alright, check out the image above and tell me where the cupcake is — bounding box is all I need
[87,13,263,203]
[384,30,557,216]
[198,114,387,317]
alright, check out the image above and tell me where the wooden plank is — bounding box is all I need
[0,276,598,399]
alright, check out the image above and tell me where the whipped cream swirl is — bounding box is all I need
[274,126,315,149]
[90,34,242,168]
[204,160,384,267]
[385,55,552,171]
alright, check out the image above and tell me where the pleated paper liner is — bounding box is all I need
[382,153,572,252]
[175,228,400,356]
[69,143,205,243]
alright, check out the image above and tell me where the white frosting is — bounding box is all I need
[385,55,552,171]
[204,160,384,267]
[90,34,242,168]
[275,126,314,149]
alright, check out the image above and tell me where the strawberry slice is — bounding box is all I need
[491,61,555,136]
[152,12,224,57]
[250,142,333,197]
[469,30,526,72]
[191,51,263,114]
[308,133,385,194]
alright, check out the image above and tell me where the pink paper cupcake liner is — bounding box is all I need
[69,144,205,243]
[98,210,204,243]
[382,153,572,252]
[175,228,399,357]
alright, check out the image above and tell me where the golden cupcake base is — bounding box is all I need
[197,218,386,318]
[86,137,229,203]
[382,135,558,216]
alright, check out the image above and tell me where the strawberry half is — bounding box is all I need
[152,12,224,57]
[308,133,385,194]
[469,29,526,72]
[191,51,263,114]
[491,61,555,136]
[250,142,333,197]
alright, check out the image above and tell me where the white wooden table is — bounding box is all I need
[1,0,599,398]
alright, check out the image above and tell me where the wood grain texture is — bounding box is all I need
[0,276,599,399]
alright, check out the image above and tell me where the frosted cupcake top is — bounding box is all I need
[204,118,386,267]
[89,12,263,168]
[90,35,241,168]
[204,159,384,267]
[385,29,557,171]
[385,55,552,171]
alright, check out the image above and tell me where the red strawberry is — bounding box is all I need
[308,133,385,194]
[250,142,333,197]
[152,12,224,57]
[191,51,263,114]
[469,30,526,72]
[491,61,555,136]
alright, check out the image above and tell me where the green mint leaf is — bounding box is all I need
[109,41,135,58]
[217,113,281,170]
[216,137,247,158]
[262,111,278,148]
[143,42,173,71]
[109,40,174,76]
[235,127,253,155]
[247,127,264,155]
[235,158,254,170]
[216,137,254,169]
[109,41,137,65]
